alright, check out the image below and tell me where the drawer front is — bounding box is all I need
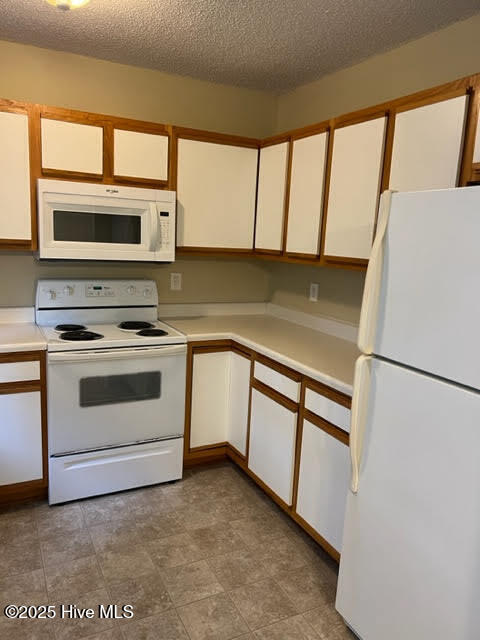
[254,361,300,402]
[0,360,40,384]
[305,388,351,433]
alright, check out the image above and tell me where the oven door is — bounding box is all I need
[39,192,160,261]
[47,345,187,455]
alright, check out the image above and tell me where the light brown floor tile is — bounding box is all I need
[161,560,224,606]
[0,569,47,615]
[176,499,229,530]
[107,570,172,622]
[0,616,55,640]
[0,507,37,545]
[81,493,134,527]
[145,532,205,569]
[207,548,270,590]
[178,592,248,640]
[255,534,313,576]
[189,523,246,557]
[53,588,115,640]
[275,564,333,613]
[41,528,94,567]
[97,547,155,585]
[231,514,291,548]
[302,605,354,640]
[254,614,319,639]
[122,609,189,640]
[45,555,105,600]
[89,519,141,553]
[136,512,185,541]
[228,578,298,631]
[0,539,43,579]
[35,503,85,538]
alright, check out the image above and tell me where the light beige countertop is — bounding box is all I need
[0,323,47,353]
[166,314,359,395]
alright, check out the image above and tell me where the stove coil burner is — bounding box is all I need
[55,324,86,332]
[118,321,154,331]
[60,330,104,342]
[136,328,168,337]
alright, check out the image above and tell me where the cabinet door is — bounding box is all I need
[286,132,328,255]
[41,118,104,175]
[0,391,43,486]
[324,116,386,260]
[0,110,32,241]
[114,129,169,182]
[176,138,258,249]
[389,95,468,192]
[296,420,350,552]
[248,388,297,505]
[227,351,251,456]
[255,142,289,251]
[190,350,230,448]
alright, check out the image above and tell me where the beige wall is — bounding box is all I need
[0,40,277,138]
[276,13,480,131]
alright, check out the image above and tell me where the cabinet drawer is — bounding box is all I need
[0,360,40,384]
[254,361,300,402]
[305,388,351,433]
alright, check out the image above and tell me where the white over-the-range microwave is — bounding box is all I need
[37,179,176,262]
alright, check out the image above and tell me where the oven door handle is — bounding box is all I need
[48,344,187,363]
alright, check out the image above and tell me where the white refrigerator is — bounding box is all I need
[336,186,480,640]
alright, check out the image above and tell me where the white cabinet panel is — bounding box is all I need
[324,116,386,260]
[473,112,480,164]
[254,361,300,402]
[305,388,351,433]
[114,129,168,181]
[389,95,468,192]
[190,351,230,448]
[177,139,257,248]
[0,360,40,384]
[0,391,43,486]
[248,389,297,505]
[296,420,350,552]
[227,352,251,456]
[255,142,289,251]
[286,132,328,255]
[0,111,31,240]
[41,118,103,174]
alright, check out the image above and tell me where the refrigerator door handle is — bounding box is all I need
[357,190,394,354]
[350,355,372,493]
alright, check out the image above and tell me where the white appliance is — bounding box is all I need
[36,279,187,504]
[336,187,480,640]
[38,179,175,262]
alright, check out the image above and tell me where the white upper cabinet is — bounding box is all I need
[255,142,289,251]
[176,138,258,249]
[324,116,387,260]
[286,132,328,255]
[389,95,468,191]
[113,129,169,181]
[0,110,32,241]
[41,118,104,175]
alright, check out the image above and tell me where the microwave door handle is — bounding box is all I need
[150,203,160,251]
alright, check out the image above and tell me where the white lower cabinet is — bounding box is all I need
[0,391,43,486]
[189,349,250,453]
[248,388,297,505]
[296,420,350,552]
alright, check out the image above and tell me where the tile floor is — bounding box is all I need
[0,461,355,640]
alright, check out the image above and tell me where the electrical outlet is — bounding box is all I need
[170,272,182,291]
[309,282,319,302]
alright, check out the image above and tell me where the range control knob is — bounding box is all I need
[143,287,152,298]
[63,285,74,296]
[126,285,136,295]
[48,289,57,300]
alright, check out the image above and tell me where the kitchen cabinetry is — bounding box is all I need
[295,419,350,553]
[41,116,104,177]
[113,127,169,183]
[0,351,47,504]
[285,130,329,256]
[248,386,298,505]
[388,94,469,192]
[176,135,258,250]
[0,103,33,248]
[323,115,387,263]
[255,141,290,252]
[226,350,251,456]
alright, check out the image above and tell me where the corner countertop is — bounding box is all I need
[165,314,359,395]
[0,323,47,353]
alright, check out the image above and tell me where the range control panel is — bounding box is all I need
[36,279,158,308]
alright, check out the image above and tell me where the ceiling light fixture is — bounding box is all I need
[45,0,91,10]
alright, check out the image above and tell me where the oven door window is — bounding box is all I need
[80,371,161,407]
[53,210,141,244]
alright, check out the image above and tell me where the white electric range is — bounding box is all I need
[36,279,187,504]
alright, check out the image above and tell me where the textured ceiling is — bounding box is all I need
[0,0,479,92]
